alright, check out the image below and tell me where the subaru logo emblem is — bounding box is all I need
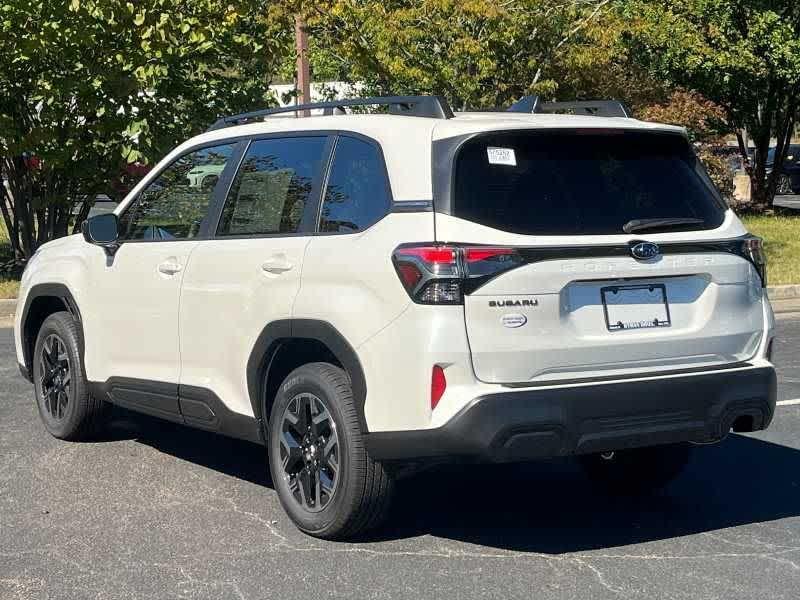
[630,241,660,261]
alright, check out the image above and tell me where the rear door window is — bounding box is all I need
[217,136,327,236]
[452,131,726,236]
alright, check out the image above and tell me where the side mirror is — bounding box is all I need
[82,213,120,254]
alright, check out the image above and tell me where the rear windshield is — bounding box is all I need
[452,130,726,235]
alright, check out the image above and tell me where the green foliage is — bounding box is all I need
[302,0,617,110]
[637,89,736,200]
[0,0,292,259]
[741,214,800,285]
[621,0,800,209]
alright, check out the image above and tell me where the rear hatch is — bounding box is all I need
[436,129,765,384]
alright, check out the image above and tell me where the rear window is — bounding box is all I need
[452,131,725,235]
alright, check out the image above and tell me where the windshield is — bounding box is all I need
[452,130,726,236]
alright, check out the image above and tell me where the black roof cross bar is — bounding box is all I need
[508,95,630,118]
[208,95,454,131]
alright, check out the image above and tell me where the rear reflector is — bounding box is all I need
[431,365,446,410]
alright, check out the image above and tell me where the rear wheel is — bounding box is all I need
[32,312,108,440]
[268,363,394,539]
[579,443,691,494]
[777,174,793,195]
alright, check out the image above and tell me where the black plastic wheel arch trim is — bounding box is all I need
[19,362,31,381]
[19,283,83,382]
[246,319,369,433]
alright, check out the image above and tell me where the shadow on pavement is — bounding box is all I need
[380,434,800,553]
[107,411,800,553]
[107,409,272,488]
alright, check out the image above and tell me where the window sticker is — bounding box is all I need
[486,146,517,166]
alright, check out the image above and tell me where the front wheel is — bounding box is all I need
[32,312,108,440]
[579,443,691,494]
[268,363,394,539]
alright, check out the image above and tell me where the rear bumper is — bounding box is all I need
[364,365,777,462]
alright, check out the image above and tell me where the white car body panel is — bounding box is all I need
[434,211,765,384]
[293,213,432,349]
[178,236,310,417]
[83,240,197,384]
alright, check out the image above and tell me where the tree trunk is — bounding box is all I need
[744,85,798,212]
[0,157,88,262]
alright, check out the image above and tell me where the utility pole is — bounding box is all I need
[295,15,311,116]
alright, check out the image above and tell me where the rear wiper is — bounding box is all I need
[623,217,705,234]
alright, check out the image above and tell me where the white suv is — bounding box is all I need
[14,95,777,539]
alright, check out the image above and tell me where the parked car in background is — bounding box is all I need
[766,144,800,195]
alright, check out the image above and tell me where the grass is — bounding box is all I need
[0,219,21,300]
[0,280,19,300]
[741,214,800,286]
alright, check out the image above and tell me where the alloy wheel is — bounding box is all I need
[39,334,71,420]
[777,174,793,195]
[279,393,340,512]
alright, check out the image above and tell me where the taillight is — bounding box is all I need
[392,244,523,304]
[431,365,446,410]
[742,236,767,288]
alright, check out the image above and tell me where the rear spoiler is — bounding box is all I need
[508,96,630,118]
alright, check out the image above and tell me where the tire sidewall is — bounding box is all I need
[32,313,87,439]
[268,366,358,535]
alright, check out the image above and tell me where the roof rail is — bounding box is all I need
[207,95,454,131]
[507,96,630,118]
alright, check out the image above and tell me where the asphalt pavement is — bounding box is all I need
[2,317,800,600]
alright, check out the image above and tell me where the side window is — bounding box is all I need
[319,137,391,233]
[217,137,328,236]
[119,143,235,241]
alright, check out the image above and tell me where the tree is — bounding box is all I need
[299,0,617,111]
[639,89,736,201]
[0,0,292,260]
[545,6,669,110]
[621,0,800,210]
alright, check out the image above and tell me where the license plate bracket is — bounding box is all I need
[601,284,671,332]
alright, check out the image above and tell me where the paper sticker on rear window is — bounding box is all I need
[486,147,516,166]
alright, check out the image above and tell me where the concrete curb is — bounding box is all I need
[768,285,800,300]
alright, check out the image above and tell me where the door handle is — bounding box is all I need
[261,256,293,274]
[157,261,183,276]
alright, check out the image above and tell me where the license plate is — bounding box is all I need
[601,284,671,332]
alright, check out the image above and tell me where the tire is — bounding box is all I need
[32,311,108,441]
[268,362,394,539]
[579,443,691,494]
[777,174,793,196]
